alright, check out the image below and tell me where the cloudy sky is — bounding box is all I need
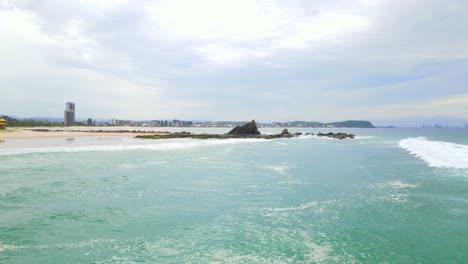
[1,0,467,124]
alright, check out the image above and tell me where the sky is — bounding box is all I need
[1,0,468,125]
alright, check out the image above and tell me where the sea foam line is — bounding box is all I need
[263,201,321,213]
[0,138,265,156]
[399,137,468,169]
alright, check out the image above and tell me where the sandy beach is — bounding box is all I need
[0,126,239,142]
[0,127,158,140]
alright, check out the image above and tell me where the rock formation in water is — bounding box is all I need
[280,128,293,138]
[137,120,355,140]
[227,120,261,135]
[317,132,355,139]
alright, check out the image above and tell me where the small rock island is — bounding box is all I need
[136,120,355,140]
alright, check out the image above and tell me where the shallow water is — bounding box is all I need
[0,128,467,263]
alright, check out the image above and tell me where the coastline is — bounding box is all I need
[0,127,143,140]
[0,124,359,141]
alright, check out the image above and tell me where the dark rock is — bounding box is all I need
[227,120,261,135]
[279,128,293,138]
[137,125,355,140]
[317,132,354,139]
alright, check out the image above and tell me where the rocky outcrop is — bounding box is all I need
[280,129,293,138]
[317,132,355,140]
[227,120,261,135]
[137,121,355,140]
[138,131,355,140]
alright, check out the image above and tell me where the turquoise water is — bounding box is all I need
[0,128,467,263]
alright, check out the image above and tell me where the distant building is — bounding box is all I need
[64,102,75,126]
[111,119,133,126]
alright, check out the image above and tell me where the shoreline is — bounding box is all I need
[0,128,141,140]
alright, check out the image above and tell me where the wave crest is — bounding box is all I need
[399,137,468,169]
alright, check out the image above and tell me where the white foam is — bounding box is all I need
[399,137,468,169]
[303,241,332,262]
[270,165,289,173]
[119,161,168,169]
[264,201,318,212]
[387,180,418,189]
[274,142,288,145]
[0,239,117,252]
[0,243,27,252]
[0,138,265,156]
[205,249,289,264]
[295,134,334,140]
[354,135,376,140]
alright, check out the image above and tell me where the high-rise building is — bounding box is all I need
[64,102,75,126]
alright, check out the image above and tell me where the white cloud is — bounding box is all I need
[1,0,468,122]
[74,0,128,10]
[146,0,285,41]
[195,44,270,64]
[315,92,468,121]
[273,12,369,49]
[146,0,370,64]
[0,8,54,45]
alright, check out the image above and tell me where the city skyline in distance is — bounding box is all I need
[2,107,468,128]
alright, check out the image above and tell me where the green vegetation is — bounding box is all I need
[0,116,63,127]
[0,116,97,127]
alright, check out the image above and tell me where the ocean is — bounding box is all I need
[0,128,467,263]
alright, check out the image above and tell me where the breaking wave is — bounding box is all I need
[0,138,265,156]
[399,137,468,169]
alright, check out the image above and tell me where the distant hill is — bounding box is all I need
[326,120,375,128]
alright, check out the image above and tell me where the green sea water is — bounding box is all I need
[0,128,467,263]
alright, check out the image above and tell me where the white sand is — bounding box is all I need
[0,127,155,140]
